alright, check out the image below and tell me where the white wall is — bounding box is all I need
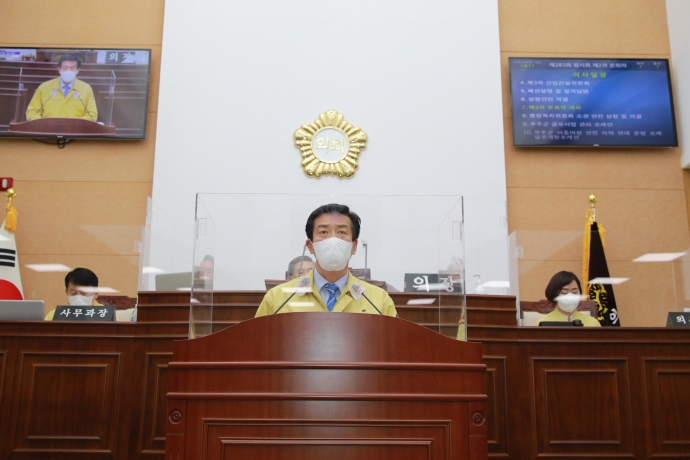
[151,0,508,289]
[667,0,690,167]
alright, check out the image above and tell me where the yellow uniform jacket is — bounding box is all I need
[534,309,601,327]
[255,270,397,317]
[26,78,98,121]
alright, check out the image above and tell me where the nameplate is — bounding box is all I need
[404,273,458,293]
[666,312,690,328]
[52,306,115,322]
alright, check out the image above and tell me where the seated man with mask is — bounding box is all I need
[255,204,397,317]
[45,267,103,320]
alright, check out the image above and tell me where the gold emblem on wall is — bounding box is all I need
[294,110,368,179]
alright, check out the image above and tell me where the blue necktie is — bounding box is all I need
[63,85,70,97]
[324,283,338,312]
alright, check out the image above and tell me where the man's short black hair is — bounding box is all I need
[544,271,581,302]
[305,203,361,241]
[58,53,82,69]
[65,268,98,289]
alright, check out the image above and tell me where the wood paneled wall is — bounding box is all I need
[0,0,164,311]
[499,0,690,326]
[2,0,688,326]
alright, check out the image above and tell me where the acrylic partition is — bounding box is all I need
[187,194,467,340]
[463,200,510,296]
[18,220,141,321]
[509,229,690,327]
[189,196,214,338]
[137,196,196,292]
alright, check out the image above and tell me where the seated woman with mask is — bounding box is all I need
[534,271,601,327]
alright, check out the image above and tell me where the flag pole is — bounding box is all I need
[582,194,596,287]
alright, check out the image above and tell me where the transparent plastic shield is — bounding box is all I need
[464,200,509,295]
[189,194,214,338]
[510,229,690,327]
[18,220,140,321]
[138,196,194,292]
[437,199,466,340]
[185,194,468,340]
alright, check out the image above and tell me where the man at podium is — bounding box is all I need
[256,204,397,317]
[26,53,98,122]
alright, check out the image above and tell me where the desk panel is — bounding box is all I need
[0,293,688,459]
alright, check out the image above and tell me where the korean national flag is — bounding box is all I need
[0,219,23,300]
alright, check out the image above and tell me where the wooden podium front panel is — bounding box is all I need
[9,118,116,136]
[167,313,488,460]
[197,409,459,460]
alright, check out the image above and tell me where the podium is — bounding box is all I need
[166,313,488,460]
[9,118,115,136]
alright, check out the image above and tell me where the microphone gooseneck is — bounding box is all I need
[296,243,307,277]
[350,283,383,315]
[362,240,368,280]
[28,88,59,121]
[73,90,96,122]
[274,276,311,314]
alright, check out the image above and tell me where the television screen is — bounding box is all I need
[0,47,151,140]
[509,58,678,147]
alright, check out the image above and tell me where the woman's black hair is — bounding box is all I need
[545,271,581,302]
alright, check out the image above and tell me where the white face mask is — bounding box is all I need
[311,237,353,271]
[555,293,581,313]
[68,294,94,306]
[60,71,77,83]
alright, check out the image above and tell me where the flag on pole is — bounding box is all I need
[582,195,620,326]
[0,188,23,300]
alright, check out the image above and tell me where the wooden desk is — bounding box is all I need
[0,292,688,459]
[167,313,488,460]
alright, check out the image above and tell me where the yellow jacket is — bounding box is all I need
[255,270,397,317]
[26,77,98,121]
[534,309,601,327]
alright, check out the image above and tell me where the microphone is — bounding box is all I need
[362,240,369,280]
[274,276,311,314]
[28,88,59,120]
[73,90,96,122]
[350,283,383,315]
[296,243,307,277]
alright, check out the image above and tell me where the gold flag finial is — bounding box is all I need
[586,194,597,224]
[4,188,17,232]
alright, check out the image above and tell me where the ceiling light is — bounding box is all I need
[25,264,71,272]
[633,252,687,262]
[588,277,629,285]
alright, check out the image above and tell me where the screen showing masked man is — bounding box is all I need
[26,53,98,122]
[255,203,397,317]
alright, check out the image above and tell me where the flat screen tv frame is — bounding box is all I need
[0,47,152,144]
[508,57,679,148]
